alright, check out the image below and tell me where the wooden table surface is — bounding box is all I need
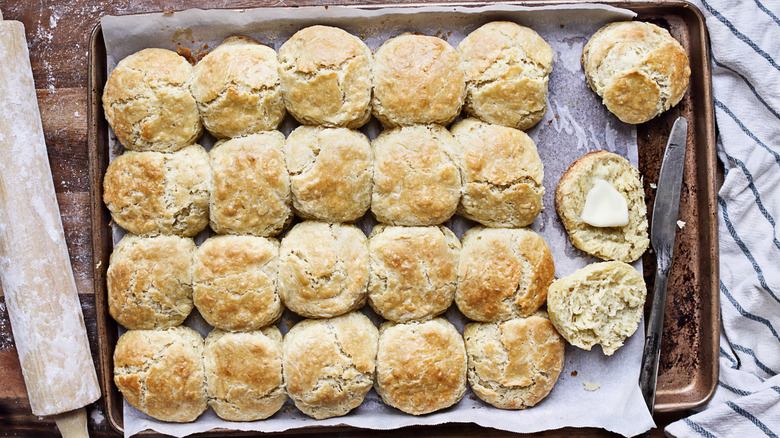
[0,1,689,436]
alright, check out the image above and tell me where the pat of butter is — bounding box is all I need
[581,179,629,227]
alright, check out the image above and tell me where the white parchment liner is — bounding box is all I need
[101,4,655,437]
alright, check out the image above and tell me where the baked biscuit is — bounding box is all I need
[209,132,292,236]
[555,151,649,262]
[451,118,544,227]
[204,328,286,421]
[371,125,461,226]
[464,313,565,409]
[375,318,467,415]
[547,261,646,355]
[456,227,554,322]
[193,235,282,331]
[102,48,202,152]
[278,26,372,128]
[458,22,553,130]
[285,126,372,222]
[278,221,369,318]
[191,36,285,138]
[103,144,211,236]
[372,34,466,126]
[368,225,460,322]
[107,234,195,330]
[114,327,207,422]
[283,312,378,419]
[582,21,691,124]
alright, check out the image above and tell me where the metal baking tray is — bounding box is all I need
[88,1,718,434]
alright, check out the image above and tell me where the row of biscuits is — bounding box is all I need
[103,120,545,237]
[108,224,555,330]
[114,313,565,422]
[102,22,554,154]
[102,19,690,157]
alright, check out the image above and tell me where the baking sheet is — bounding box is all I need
[100,3,656,437]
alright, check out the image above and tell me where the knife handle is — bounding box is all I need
[639,251,672,413]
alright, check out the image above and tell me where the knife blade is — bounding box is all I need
[639,116,689,415]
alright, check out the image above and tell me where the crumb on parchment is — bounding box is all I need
[583,381,601,391]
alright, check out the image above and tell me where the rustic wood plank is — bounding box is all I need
[38,88,89,194]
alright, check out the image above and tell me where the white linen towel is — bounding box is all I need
[666,0,780,436]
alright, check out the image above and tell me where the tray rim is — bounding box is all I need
[87,1,719,435]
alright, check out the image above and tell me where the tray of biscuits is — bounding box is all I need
[87,1,718,436]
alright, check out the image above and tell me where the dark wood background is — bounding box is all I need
[0,1,689,436]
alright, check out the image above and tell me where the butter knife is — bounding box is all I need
[639,116,689,414]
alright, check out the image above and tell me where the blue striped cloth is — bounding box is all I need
[665,0,780,436]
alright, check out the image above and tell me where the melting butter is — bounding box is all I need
[581,179,629,227]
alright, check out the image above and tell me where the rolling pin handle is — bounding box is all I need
[53,407,90,438]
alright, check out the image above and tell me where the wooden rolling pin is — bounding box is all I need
[0,10,100,437]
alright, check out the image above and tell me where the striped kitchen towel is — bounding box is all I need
[665,0,780,437]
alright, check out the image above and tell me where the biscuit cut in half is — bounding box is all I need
[451,118,544,227]
[278,26,373,128]
[456,227,555,322]
[555,150,649,263]
[209,132,292,237]
[375,318,467,415]
[458,21,553,130]
[102,48,202,152]
[192,36,285,137]
[193,235,283,331]
[285,125,372,222]
[107,235,195,329]
[204,328,286,421]
[464,312,565,409]
[547,261,646,355]
[103,144,211,237]
[582,21,691,124]
[113,327,207,422]
[283,312,378,419]
[372,34,466,127]
[278,221,369,318]
[368,225,460,322]
[371,124,461,226]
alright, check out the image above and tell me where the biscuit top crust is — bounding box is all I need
[372,34,466,126]
[103,48,202,151]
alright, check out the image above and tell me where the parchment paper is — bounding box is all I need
[101,4,655,437]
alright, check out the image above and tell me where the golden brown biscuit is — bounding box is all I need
[555,150,649,262]
[456,227,555,322]
[464,313,565,409]
[283,312,378,419]
[278,26,372,128]
[107,234,195,330]
[285,126,372,222]
[372,34,466,126]
[458,22,553,130]
[582,21,691,124]
[278,221,369,318]
[451,118,544,227]
[371,125,461,226]
[204,327,286,421]
[102,48,202,152]
[209,132,292,236]
[191,36,285,138]
[113,327,207,422]
[368,225,460,322]
[193,235,282,331]
[375,318,467,415]
[103,144,211,236]
[547,261,646,355]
